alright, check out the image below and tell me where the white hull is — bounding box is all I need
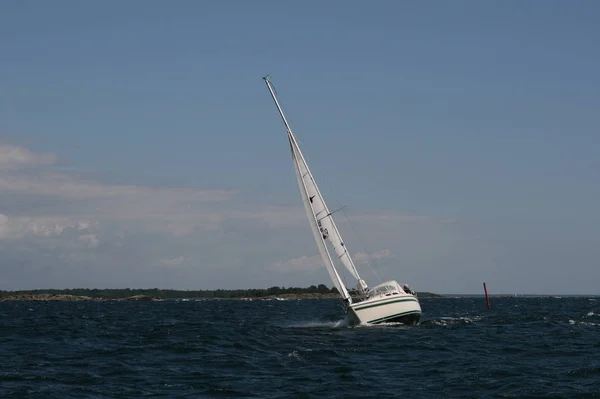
[348,294,422,325]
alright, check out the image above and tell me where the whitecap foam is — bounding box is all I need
[421,316,477,326]
[284,319,349,329]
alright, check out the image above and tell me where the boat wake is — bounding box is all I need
[284,318,350,329]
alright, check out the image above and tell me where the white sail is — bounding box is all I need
[264,76,368,301]
[289,138,350,300]
[287,135,363,284]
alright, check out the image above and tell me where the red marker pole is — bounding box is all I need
[483,282,491,309]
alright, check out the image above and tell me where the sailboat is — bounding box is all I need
[263,76,422,325]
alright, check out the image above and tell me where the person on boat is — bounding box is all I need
[403,284,416,295]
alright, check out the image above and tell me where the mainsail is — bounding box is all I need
[264,76,368,302]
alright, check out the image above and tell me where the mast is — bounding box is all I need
[263,76,368,299]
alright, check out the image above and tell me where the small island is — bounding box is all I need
[0,285,442,302]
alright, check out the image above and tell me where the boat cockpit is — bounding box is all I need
[366,280,410,299]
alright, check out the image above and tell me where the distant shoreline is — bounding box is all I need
[0,288,443,302]
[1,290,591,302]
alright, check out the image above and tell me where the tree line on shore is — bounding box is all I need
[0,285,440,299]
[0,284,341,299]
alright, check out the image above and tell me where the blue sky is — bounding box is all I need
[1,1,598,294]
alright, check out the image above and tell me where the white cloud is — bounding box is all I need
[350,211,437,223]
[0,144,57,169]
[0,172,234,202]
[0,144,237,237]
[78,233,100,249]
[160,256,190,266]
[0,143,444,238]
[353,248,393,264]
[272,249,394,274]
[269,254,323,273]
[0,213,92,239]
[0,144,462,292]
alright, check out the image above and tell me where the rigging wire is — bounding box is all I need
[339,206,385,282]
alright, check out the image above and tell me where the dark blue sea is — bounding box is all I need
[1,297,599,398]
